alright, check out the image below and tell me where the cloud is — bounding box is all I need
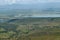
[0,0,60,5]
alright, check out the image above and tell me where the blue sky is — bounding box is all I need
[0,0,60,5]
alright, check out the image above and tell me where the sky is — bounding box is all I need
[0,0,60,5]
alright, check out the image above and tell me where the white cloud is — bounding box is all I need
[0,0,60,5]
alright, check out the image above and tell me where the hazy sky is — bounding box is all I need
[0,0,60,5]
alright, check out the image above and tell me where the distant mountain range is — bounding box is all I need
[0,2,60,10]
[0,2,60,18]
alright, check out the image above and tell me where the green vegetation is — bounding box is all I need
[0,17,60,40]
